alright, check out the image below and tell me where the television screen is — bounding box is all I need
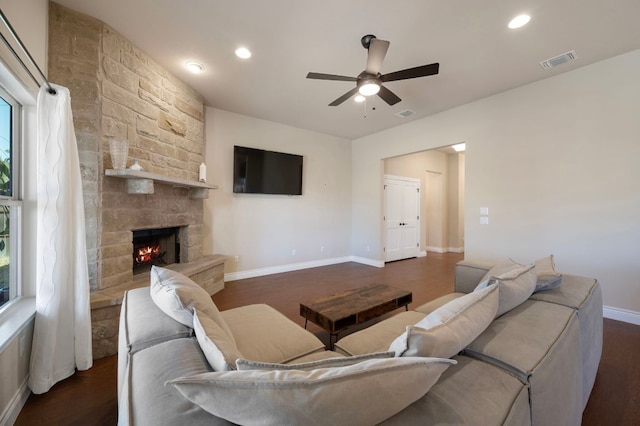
[233,146,303,195]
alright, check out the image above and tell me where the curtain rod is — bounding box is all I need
[0,8,56,95]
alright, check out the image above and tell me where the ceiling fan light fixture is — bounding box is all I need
[358,81,380,96]
[354,95,366,103]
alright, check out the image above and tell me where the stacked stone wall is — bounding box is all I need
[48,2,206,292]
[48,3,214,358]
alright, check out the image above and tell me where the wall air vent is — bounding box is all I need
[540,50,577,70]
[395,109,415,118]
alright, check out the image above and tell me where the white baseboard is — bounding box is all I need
[349,256,384,268]
[225,257,353,281]
[425,246,464,254]
[603,305,640,326]
[418,251,427,257]
[0,377,30,426]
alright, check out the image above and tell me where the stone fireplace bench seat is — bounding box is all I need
[90,254,225,359]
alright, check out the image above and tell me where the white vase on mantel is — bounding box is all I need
[129,159,143,171]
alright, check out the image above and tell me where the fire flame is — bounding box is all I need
[135,244,161,264]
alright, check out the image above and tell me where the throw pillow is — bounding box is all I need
[149,266,234,343]
[389,285,498,358]
[236,351,394,371]
[479,258,521,282]
[193,309,244,372]
[534,255,563,292]
[476,263,537,317]
[168,357,456,426]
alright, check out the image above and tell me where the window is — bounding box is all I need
[0,86,20,310]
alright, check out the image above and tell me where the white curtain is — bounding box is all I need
[29,84,92,394]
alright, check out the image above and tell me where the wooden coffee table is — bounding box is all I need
[300,283,412,349]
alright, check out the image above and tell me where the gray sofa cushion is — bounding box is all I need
[414,292,466,315]
[221,304,325,364]
[380,355,531,425]
[169,357,455,426]
[334,311,426,356]
[120,337,231,426]
[529,274,603,407]
[118,288,192,401]
[454,260,494,293]
[464,300,583,426]
[389,285,498,359]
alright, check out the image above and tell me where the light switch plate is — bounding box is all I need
[480,216,489,225]
[480,207,489,216]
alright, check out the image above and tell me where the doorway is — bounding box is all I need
[383,145,465,258]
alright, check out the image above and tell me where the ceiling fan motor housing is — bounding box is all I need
[361,34,377,49]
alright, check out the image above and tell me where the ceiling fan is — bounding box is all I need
[306,34,439,107]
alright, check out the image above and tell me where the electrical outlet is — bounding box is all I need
[234,256,239,263]
[366,245,371,252]
[320,246,324,253]
[291,249,296,256]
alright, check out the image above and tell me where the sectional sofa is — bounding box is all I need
[117,259,602,425]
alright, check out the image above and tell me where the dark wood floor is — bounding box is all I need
[15,253,640,425]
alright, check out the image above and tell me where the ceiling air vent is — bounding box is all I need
[540,50,577,70]
[395,109,415,119]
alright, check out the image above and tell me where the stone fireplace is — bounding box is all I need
[48,3,225,359]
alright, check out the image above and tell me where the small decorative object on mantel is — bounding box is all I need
[130,159,143,171]
[109,139,129,169]
[199,163,207,182]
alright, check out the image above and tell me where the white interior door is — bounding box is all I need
[384,175,420,262]
[384,178,402,262]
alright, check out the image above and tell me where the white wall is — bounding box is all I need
[352,49,640,315]
[203,108,352,278]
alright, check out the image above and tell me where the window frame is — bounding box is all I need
[0,84,23,311]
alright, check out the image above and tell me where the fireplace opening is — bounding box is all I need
[132,227,181,275]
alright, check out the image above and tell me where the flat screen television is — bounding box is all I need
[233,145,303,195]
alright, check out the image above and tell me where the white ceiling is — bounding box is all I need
[53,0,640,140]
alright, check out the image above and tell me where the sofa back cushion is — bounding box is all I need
[168,357,455,426]
[194,309,244,372]
[150,266,234,343]
[534,255,563,292]
[476,261,537,317]
[389,285,498,359]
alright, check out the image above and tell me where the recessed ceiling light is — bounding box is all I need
[354,95,366,103]
[185,61,204,73]
[508,14,531,29]
[235,47,252,59]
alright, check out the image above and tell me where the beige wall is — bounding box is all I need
[447,153,465,250]
[353,49,640,314]
[203,108,352,277]
[0,0,48,72]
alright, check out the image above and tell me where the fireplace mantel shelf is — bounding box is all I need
[105,169,218,199]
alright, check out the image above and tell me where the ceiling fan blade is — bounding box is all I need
[381,63,439,82]
[329,87,360,106]
[377,85,401,106]
[365,38,390,75]
[307,72,357,82]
